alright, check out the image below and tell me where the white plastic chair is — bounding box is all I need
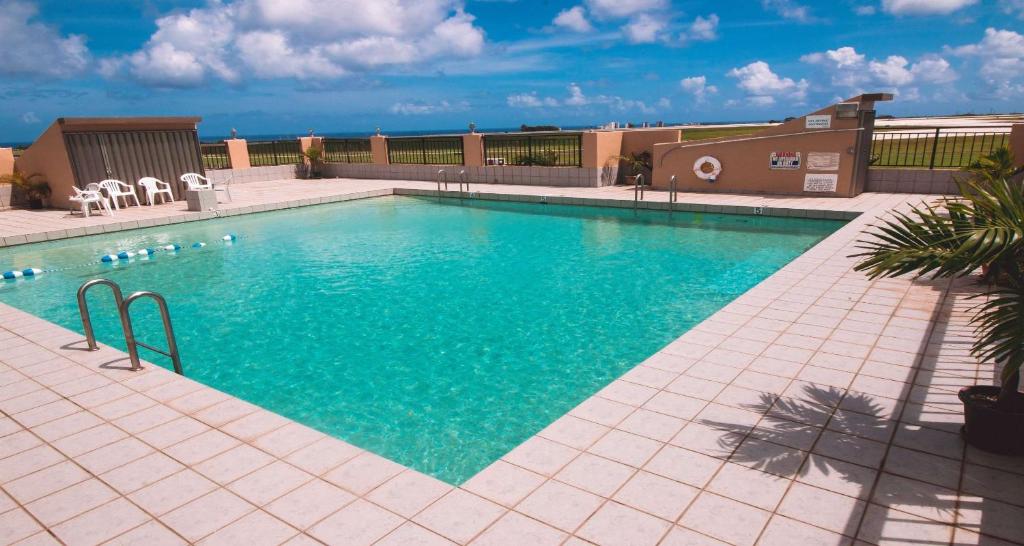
[138,177,174,206]
[98,179,141,209]
[181,172,232,202]
[69,186,112,217]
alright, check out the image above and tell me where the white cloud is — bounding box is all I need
[584,0,666,19]
[680,75,718,102]
[20,111,40,124]
[506,92,558,108]
[761,0,813,22]
[0,0,89,78]
[102,0,485,87]
[390,100,468,115]
[882,0,977,15]
[911,56,958,84]
[623,13,666,43]
[685,14,719,42]
[951,27,1024,97]
[855,5,876,15]
[728,61,808,105]
[553,6,593,32]
[565,83,588,106]
[868,55,914,86]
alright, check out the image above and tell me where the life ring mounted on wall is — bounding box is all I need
[693,156,722,182]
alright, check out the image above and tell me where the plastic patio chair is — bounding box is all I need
[181,172,232,202]
[98,179,141,209]
[69,186,113,217]
[138,177,175,206]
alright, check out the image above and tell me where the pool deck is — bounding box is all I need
[1,179,1022,546]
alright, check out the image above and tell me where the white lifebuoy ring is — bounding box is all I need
[693,156,722,181]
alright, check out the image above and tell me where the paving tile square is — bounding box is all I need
[51,423,129,458]
[0,508,44,544]
[883,446,961,489]
[871,472,958,524]
[501,436,579,477]
[194,444,275,485]
[30,411,103,442]
[322,451,405,495]
[576,501,671,546]
[777,481,865,537]
[365,470,452,518]
[284,436,362,476]
[569,396,633,427]
[161,488,256,542]
[226,460,314,507]
[50,498,150,546]
[265,478,356,530]
[613,470,699,522]
[376,522,456,546]
[678,492,771,546]
[308,499,404,545]
[515,480,603,533]
[758,514,851,546]
[25,478,119,527]
[112,404,182,434]
[471,511,567,546]
[163,429,240,465]
[665,375,727,401]
[538,415,609,450]
[413,489,505,544]
[856,504,954,546]
[707,462,790,511]
[100,451,185,494]
[555,452,635,497]
[74,437,154,475]
[588,429,662,468]
[0,444,65,482]
[460,460,544,507]
[196,510,298,546]
[669,421,742,459]
[103,520,187,546]
[251,422,325,458]
[660,525,730,545]
[598,380,658,406]
[135,416,211,449]
[128,469,219,516]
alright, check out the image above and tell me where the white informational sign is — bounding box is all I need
[769,152,801,170]
[806,152,841,171]
[805,115,832,129]
[804,174,839,192]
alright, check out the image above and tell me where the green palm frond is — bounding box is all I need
[854,177,1024,389]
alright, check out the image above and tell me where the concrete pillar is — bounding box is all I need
[370,135,389,165]
[299,136,323,154]
[1011,124,1024,167]
[225,139,250,169]
[462,133,484,167]
[0,148,13,176]
[581,131,624,168]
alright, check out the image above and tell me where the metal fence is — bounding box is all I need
[482,133,582,167]
[322,138,373,163]
[247,139,302,166]
[200,142,230,170]
[387,136,463,165]
[870,127,1011,169]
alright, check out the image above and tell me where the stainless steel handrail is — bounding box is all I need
[458,169,469,194]
[633,173,645,209]
[75,279,184,375]
[436,169,448,192]
[668,174,678,212]
[122,291,184,375]
[77,279,128,351]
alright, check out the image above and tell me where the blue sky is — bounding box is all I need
[1,0,1023,142]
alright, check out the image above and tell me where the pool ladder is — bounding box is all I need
[436,169,470,200]
[632,174,678,212]
[76,279,184,375]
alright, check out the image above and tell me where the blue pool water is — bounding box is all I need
[0,197,843,483]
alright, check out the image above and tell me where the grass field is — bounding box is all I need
[681,126,767,141]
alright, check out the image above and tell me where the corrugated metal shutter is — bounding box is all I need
[64,130,205,199]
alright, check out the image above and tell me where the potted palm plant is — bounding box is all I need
[1,171,51,209]
[302,148,323,179]
[854,149,1024,454]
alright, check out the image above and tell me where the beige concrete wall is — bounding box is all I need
[370,135,389,165]
[582,131,624,169]
[620,129,681,158]
[1011,124,1024,167]
[14,121,76,208]
[653,129,860,196]
[0,148,13,176]
[226,139,250,169]
[463,133,484,167]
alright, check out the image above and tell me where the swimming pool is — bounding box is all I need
[0,196,844,483]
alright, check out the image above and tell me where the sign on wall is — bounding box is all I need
[804,173,839,192]
[806,152,841,171]
[805,115,832,129]
[769,152,801,170]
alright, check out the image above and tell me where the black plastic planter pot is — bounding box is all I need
[959,385,1024,455]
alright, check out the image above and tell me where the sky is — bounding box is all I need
[1,0,1023,142]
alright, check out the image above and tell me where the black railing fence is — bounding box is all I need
[387,136,464,165]
[247,139,303,166]
[322,138,372,163]
[870,127,1011,169]
[482,133,582,167]
[200,143,230,170]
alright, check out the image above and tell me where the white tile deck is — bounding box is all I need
[1,178,1022,545]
